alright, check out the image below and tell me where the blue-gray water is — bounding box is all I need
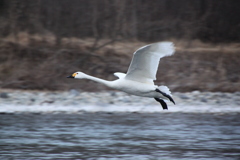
[1,112,240,160]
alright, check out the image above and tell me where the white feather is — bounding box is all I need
[68,42,176,109]
[125,42,174,84]
[158,85,172,96]
[113,72,126,79]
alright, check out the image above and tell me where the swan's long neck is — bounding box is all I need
[83,74,113,88]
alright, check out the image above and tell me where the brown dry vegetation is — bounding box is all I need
[0,33,240,92]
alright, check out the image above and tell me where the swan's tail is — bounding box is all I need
[158,85,172,96]
[156,86,175,105]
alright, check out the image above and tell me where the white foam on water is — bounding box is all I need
[0,104,240,114]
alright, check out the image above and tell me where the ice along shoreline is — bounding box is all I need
[0,89,240,113]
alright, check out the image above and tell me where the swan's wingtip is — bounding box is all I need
[151,41,175,56]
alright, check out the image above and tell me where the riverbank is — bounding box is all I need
[0,89,240,113]
[0,39,240,92]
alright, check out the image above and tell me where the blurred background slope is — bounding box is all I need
[0,0,239,92]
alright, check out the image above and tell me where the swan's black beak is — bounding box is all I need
[67,75,74,78]
[67,73,77,78]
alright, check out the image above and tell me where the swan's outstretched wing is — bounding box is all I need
[125,42,175,84]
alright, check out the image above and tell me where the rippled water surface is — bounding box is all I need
[1,111,240,159]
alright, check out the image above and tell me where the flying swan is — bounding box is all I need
[67,42,175,109]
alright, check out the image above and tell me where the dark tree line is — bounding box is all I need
[0,0,240,43]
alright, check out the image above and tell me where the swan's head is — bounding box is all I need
[67,72,87,79]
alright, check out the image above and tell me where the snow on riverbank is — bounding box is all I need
[0,89,240,113]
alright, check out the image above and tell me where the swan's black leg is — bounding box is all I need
[154,98,168,110]
[155,89,175,105]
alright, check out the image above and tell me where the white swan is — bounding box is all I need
[67,42,175,109]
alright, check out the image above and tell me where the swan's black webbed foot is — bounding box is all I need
[154,98,168,110]
[155,89,175,105]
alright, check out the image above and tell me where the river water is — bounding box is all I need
[1,106,240,160]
